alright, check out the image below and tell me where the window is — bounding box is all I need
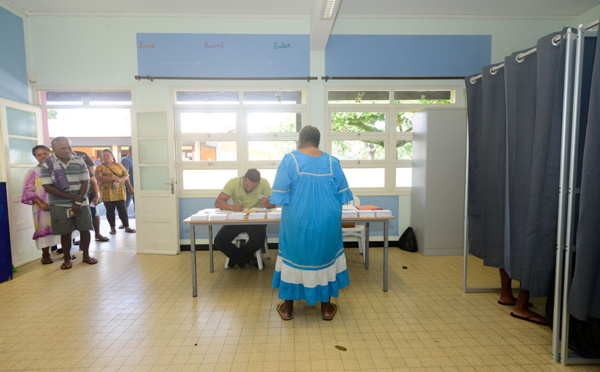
[326,87,458,191]
[38,89,133,162]
[176,88,308,194]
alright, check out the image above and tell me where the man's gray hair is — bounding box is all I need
[51,136,71,148]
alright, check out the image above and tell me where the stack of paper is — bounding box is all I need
[208,213,227,221]
[342,205,358,218]
[248,212,266,220]
[267,211,282,220]
[374,210,392,217]
[190,213,208,221]
[358,210,375,217]
[227,213,246,220]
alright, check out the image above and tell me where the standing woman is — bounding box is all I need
[95,149,135,234]
[271,126,353,321]
[21,145,61,264]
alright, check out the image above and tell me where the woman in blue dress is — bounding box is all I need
[271,126,353,321]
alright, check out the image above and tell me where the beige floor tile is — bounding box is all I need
[1,233,593,371]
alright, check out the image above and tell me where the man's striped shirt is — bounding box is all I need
[40,154,90,207]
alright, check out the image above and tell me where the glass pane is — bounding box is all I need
[138,139,168,164]
[394,90,453,104]
[139,166,169,191]
[256,169,277,188]
[43,90,132,105]
[137,112,167,138]
[9,138,37,165]
[331,112,385,133]
[396,140,413,159]
[331,140,385,160]
[248,141,296,161]
[344,168,385,188]
[47,108,131,137]
[247,112,301,133]
[10,167,30,195]
[396,168,412,187]
[244,91,304,104]
[396,112,414,132]
[328,91,389,104]
[181,141,236,161]
[176,91,239,105]
[180,112,236,134]
[183,169,238,190]
[7,108,37,137]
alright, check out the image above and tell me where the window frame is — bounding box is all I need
[174,86,309,197]
[324,85,461,195]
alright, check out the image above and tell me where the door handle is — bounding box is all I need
[163,180,176,194]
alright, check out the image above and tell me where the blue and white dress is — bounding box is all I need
[271,150,353,305]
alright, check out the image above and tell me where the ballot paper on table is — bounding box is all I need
[248,212,266,220]
[190,213,208,221]
[374,210,392,217]
[208,213,227,221]
[227,213,246,220]
[357,210,375,217]
[267,211,282,219]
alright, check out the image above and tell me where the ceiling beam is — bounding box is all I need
[310,0,340,51]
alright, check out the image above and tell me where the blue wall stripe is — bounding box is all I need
[136,33,310,78]
[0,7,28,103]
[325,34,491,77]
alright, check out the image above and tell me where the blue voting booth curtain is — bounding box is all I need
[0,183,13,283]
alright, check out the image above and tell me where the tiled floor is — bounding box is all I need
[1,222,599,371]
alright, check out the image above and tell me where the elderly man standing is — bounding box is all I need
[41,137,98,270]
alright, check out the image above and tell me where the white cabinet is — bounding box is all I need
[411,108,467,256]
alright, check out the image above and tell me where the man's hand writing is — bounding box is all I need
[232,203,244,212]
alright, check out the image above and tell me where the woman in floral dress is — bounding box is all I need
[21,145,61,264]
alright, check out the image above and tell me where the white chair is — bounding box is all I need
[224,233,268,271]
[342,196,366,260]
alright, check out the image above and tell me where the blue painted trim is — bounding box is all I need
[326,34,491,77]
[136,33,310,78]
[0,7,28,103]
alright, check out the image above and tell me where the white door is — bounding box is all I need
[0,98,43,266]
[131,107,179,254]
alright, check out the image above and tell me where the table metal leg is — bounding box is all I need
[191,224,197,297]
[364,222,370,269]
[208,225,214,273]
[383,220,389,292]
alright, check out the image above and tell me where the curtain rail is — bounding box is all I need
[469,34,564,84]
[582,18,599,31]
[134,75,318,82]
[321,76,464,81]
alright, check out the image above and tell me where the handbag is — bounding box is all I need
[398,226,418,252]
[99,163,123,188]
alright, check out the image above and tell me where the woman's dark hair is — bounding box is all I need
[32,145,51,156]
[102,149,116,162]
[298,125,320,148]
[244,169,261,183]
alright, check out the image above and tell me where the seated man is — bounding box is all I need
[214,169,275,268]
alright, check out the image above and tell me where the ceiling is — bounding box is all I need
[2,0,598,50]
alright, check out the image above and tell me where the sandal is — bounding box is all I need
[125,228,136,233]
[41,258,53,265]
[276,302,293,321]
[81,257,98,265]
[60,261,72,270]
[95,236,110,242]
[110,229,117,235]
[322,303,338,321]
